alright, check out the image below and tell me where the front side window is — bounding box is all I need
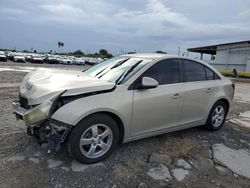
[182,59,206,82]
[142,58,180,85]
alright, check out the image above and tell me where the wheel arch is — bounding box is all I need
[217,98,230,113]
[75,111,125,144]
[214,98,230,114]
[206,97,230,121]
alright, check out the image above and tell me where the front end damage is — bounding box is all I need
[12,67,116,152]
[12,91,72,152]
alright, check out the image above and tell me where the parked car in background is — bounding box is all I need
[31,55,43,64]
[41,55,46,61]
[61,57,72,64]
[12,53,234,164]
[13,53,25,63]
[25,55,32,62]
[0,51,7,61]
[85,57,103,65]
[45,55,60,64]
[6,51,14,61]
[73,57,85,65]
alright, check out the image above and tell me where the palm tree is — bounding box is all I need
[61,42,64,53]
[57,41,64,53]
[58,41,61,53]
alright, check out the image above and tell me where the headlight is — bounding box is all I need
[23,100,53,127]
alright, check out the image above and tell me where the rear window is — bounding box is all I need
[182,59,206,82]
[181,59,220,82]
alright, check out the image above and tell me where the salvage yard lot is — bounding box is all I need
[0,61,250,188]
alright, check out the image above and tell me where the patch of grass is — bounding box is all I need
[159,137,202,157]
[219,70,250,78]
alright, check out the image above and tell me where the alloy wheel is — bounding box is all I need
[79,124,113,158]
[212,105,225,128]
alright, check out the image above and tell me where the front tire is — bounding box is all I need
[204,101,228,131]
[67,114,119,164]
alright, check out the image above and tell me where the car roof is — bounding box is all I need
[121,53,208,62]
[121,53,169,59]
[121,53,195,60]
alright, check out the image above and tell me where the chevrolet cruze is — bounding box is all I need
[12,53,234,163]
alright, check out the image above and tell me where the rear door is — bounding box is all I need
[131,58,184,137]
[179,59,219,124]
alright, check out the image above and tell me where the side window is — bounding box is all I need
[142,59,180,85]
[182,59,206,82]
[205,67,221,80]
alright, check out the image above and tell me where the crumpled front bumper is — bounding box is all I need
[12,100,72,151]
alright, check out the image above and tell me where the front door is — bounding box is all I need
[130,58,183,137]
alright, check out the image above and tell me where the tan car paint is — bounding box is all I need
[20,68,115,105]
[50,55,234,143]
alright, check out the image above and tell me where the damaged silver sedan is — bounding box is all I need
[12,53,234,163]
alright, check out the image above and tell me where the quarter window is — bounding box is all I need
[205,67,214,80]
[205,67,221,80]
[142,59,180,85]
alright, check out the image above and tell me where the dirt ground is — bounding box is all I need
[0,61,250,188]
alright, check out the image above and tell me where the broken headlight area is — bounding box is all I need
[23,100,53,127]
[22,90,67,127]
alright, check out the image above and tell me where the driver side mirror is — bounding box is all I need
[139,77,159,89]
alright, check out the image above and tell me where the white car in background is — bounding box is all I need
[73,57,85,65]
[13,53,25,63]
[0,51,7,61]
[12,53,234,164]
[84,57,102,65]
[61,57,72,64]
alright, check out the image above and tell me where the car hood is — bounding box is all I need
[20,68,115,105]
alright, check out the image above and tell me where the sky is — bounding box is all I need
[0,0,249,55]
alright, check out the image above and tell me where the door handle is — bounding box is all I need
[172,93,181,99]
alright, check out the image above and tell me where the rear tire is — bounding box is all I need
[67,114,119,164]
[204,101,228,131]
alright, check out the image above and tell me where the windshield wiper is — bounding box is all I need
[116,60,143,84]
[97,58,129,78]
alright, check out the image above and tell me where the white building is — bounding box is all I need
[188,40,250,72]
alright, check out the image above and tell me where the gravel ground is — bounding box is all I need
[0,61,250,188]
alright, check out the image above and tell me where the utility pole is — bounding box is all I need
[178,46,181,55]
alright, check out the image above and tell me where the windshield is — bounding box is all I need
[84,56,151,84]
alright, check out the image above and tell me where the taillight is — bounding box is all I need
[232,83,235,91]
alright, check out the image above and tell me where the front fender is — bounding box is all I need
[51,89,133,138]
